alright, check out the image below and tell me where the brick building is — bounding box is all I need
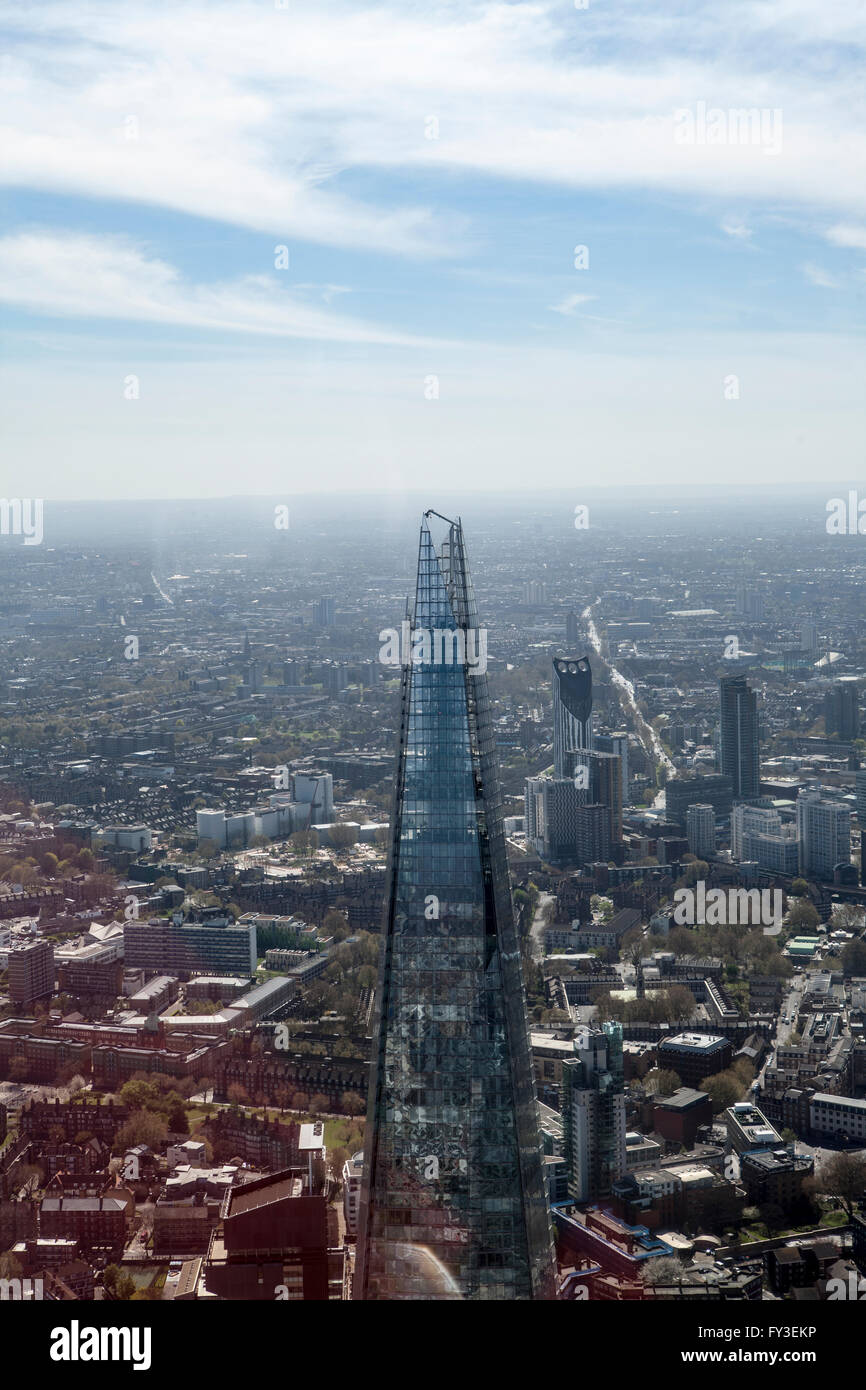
[204,1170,333,1300]
[39,1194,129,1252]
[652,1088,713,1149]
[657,1033,733,1089]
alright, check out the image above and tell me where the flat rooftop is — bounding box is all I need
[227,1176,302,1217]
[663,1033,726,1049]
[655,1087,711,1110]
[812,1093,866,1111]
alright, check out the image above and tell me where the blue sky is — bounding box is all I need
[1,0,864,498]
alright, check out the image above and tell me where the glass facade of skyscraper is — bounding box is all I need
[719,674,760,801]
[355,513,556,1301]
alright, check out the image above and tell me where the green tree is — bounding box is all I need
[699,1069,747,1113]
[787,899,820,932]
[731,1057,755,1088]
[683,860,709,887]
[323,909,350,942]
[841,939,866,977]
[665,985,697,1021]
[643,1068,682,1097]
[120,1079,160,1111]
[642,1255,682,1286]
[590,894,614,923]
[116,1109,169,1150]
[817,1151,866,1217]
[164,1093,189,1133]
[831,903,864,932]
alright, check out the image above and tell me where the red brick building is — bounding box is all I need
[653,1087,713,1148]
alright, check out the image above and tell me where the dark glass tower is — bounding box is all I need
[552,656,593,779]
[355,512,556,1301]
[719,674,759,800]
[824,680,860,741]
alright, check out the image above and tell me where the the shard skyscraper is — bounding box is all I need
[355,512,556,1301]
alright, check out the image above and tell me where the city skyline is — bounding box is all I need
[0,0,864,1340]
[0,489,864,1324]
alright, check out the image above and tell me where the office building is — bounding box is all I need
[552,655,593,779]
[742,826,799,875]
[739,1148,812,1206]
[665,774,733,830]
[595,731,629,804]
[657,1033,733,1089]
[575,804,611,867]
[57,957,124,999]
[731,803,780,860]
[730,801,799,873]
[809,1093,866,1142]
[652,1088,713,1149]
[356,513,556,1301]
[824,680,859,741]
[315,597,336,628]
[719,675,760,800]
[8,939,54,1007]
[560,1023,627,1202]
[525,777,581,863]
[123,911,257,978]
[725,1101,783,1156]
[686,804,715,859]
[737,584,764,620]
[574,749,623,847]
[796,788,851,880]
[525,778,610,866]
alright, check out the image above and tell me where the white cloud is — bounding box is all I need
[801,262,840,288]
[1,0,865,258]
[825,223,866,250]
[721,215,753,240]
[549,293,595,316]
[0,231,446,345]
